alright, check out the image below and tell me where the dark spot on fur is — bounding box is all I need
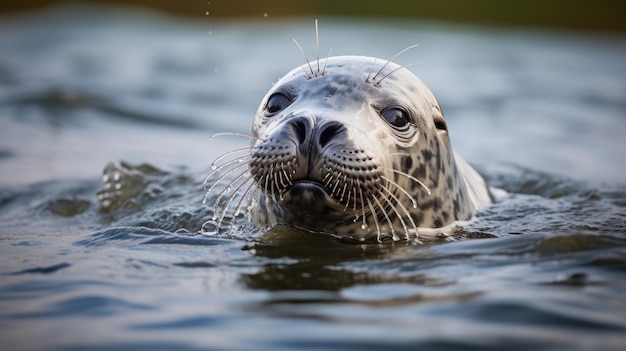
[401,156,413,170]
[446,175,453,189]
[413,212,424,227]
[421,149,433,162]
[433,217,443,228]
[441,211,450,222]
[414,165,426,179]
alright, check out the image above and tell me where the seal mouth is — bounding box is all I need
[284,180,328,201]
[279,179,345,215]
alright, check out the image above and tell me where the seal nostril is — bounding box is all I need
[318,122,344,148]
[292,118,308,146]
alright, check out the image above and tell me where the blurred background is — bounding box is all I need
[2,2,626,351]
[1,0,626,33]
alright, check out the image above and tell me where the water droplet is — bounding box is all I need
[211,164,217,170]
[246,201,256,212]
[201,220,219,234]
[208,30,213,35]
[263,13,268,18]
[205,11,210,15]
[225,186,231,193]
[361,223,368,230]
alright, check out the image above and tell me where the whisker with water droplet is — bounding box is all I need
[203,159,252,203]
[380,185,418,240]
[366,197,382,242]
[381,175,418,208]
[380,166,431,196]
[212,167,251,218]
[217,174,256,231]
[372,194,395,241]
[205,154,252,184]
[209,147,254,172]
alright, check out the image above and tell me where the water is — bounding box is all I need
[1,5,626,351]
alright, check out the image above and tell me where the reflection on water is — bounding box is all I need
[0,4,625,351]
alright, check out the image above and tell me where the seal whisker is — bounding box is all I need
[315,19,320,75]
[213,166,252,219]
[203,159,252,204]
[229,181,259,233]
[322,48,333,76]
[380,175,418,208]
[217,173,256,231]
[343,187,352,211]
[375,60,424,85]
[262,173,271,199]
[366,57,378,83]
[244,187,260,220]
[340,174,348,200]
[323,173,334,188]
[277,163,288,188]
[381,166,431,196]
[209,148,254,171]
[233,175,257,217]
[372,44,419,82]
[331,175,342,197]
[372,194,396,241]
[366,197,383,242]
[292,38,314,79]
[377,187,407,241]
[210,132,265,142]
[380,185,418,240]
[205,154,252,183]
[279,161,293,186]
[358,186,368,229]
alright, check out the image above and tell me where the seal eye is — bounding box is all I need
[381,108,410,130]
[265,93,292,116]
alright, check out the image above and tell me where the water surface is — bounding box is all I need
[1,5,625,351]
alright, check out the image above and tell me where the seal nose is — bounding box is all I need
[290,116,313,153]
[289,117,346,152]
[316,121,345,149]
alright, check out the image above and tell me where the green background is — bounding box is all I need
[2,0,625,33]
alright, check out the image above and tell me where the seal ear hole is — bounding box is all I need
[434,116,448,131]
[265,93,292,116]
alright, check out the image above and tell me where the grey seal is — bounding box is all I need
[205,54,492,242]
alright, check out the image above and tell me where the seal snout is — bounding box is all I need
[287,116,348,182]
[290,116,347,155]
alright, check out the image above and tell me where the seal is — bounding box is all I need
[205,54,492,242]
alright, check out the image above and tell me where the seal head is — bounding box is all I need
[244,55,492,241]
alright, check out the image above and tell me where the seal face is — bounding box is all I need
[207,55,492,242]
